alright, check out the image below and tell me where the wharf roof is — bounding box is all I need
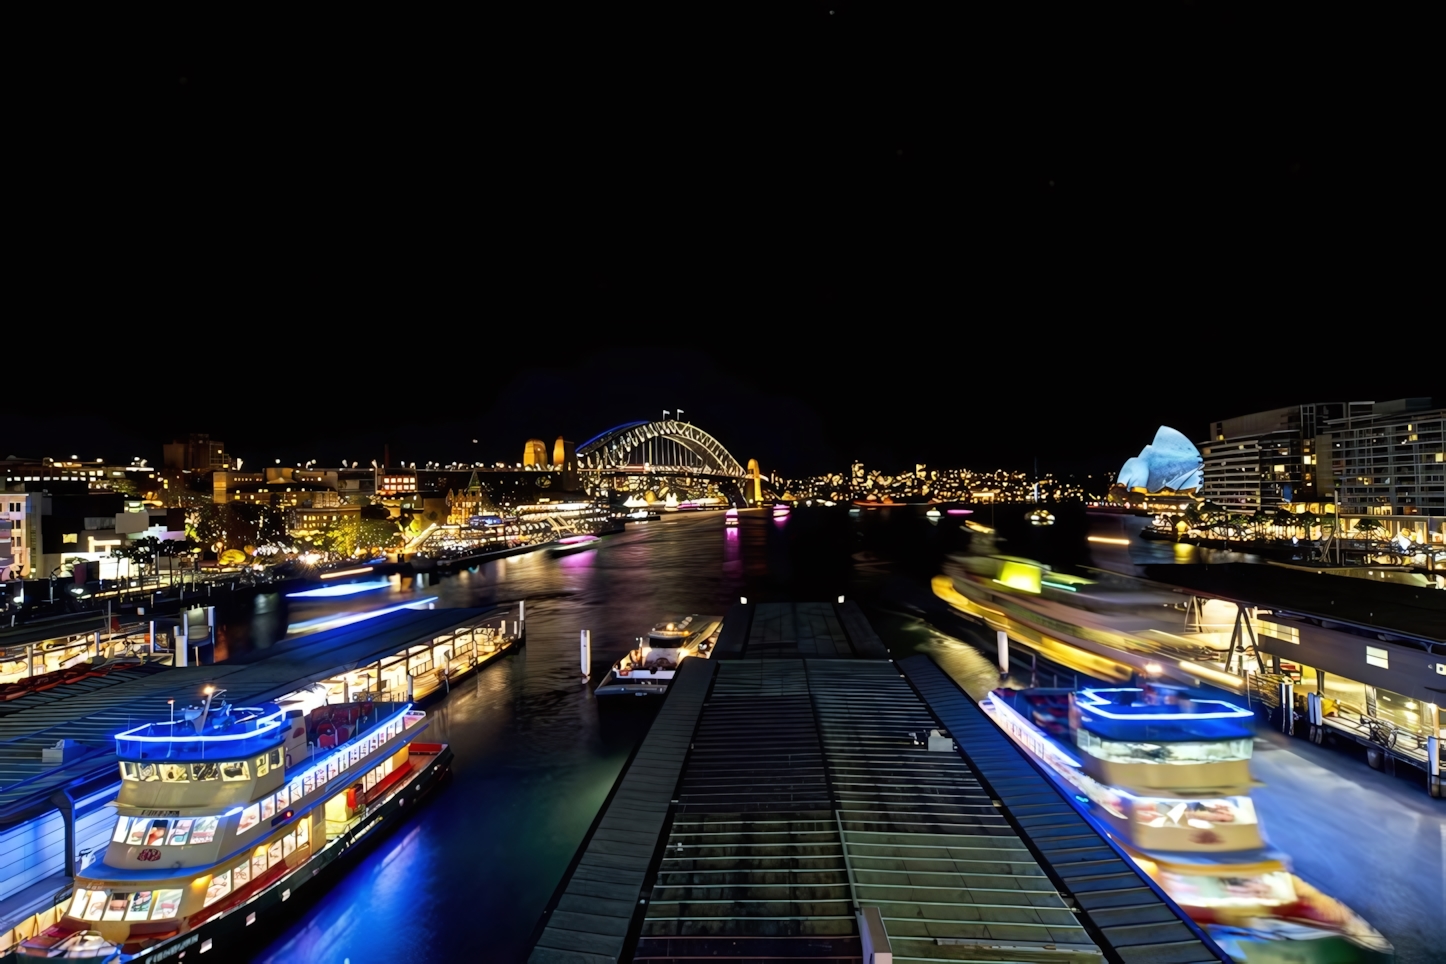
[0,615,113,651]
[532,601,1226,964]
[0,607,496,821]
[1141,562,1446,646]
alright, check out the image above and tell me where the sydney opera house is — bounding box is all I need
[1111,425,1203,508]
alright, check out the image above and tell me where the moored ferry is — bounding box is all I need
[982,684,1392,963]
[18,687,451,961]
[594,615,721,698]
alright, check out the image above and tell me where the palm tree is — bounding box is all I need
[1353,517,1386,541]
[1272,507,1295,540]
[1297,511,1320,542]
[1250,509,1270,542]
[1228,514,1251,544]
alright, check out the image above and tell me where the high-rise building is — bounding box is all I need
[162,434,231,472]
[1198,403,1368,512]
[1319,398,1444,544]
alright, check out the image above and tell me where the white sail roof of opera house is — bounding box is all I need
[1117,425,1203,493]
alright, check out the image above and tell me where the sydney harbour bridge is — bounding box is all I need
[576,419,764,505]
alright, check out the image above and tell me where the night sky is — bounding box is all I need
[14,6,1433,477]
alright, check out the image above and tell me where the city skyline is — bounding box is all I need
[7,358,1429,479]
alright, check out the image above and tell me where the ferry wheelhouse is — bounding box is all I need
[983,684,1392,962]
[595,615,721,698]
[20,688,450,960]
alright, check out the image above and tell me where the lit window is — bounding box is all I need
[1366,646,1389,669]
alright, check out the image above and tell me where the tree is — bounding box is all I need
[1353,517,1386,541]
[1249,509,1270,541]
[1296,511,1320,541]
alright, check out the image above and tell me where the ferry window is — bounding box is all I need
[303,772,316,795]
[193,763,221,781]
[152,889,183,920]
[250,847,267,880]
[126,821,148,846]
[232,860,251,889]
[364,770,376,791]
[126,891,155,921]
[237,805,260,834]
[282,832,297,858]
[326,758,339,781]
[191,817,219,844]
[82,891,107,921]
[267,839,284,868]
[1075,731,1253,765]
[255,753,270,778]
[289,778,303,801]
[221,760,249,782]
[275,786,289,810]
[142,820,169,847]
[137,763,161,782]
[159,763,189,783]
[120,762,138,781]
[296,819,309,847]
[103,893,129,921]
[349,745,360,767]
[113,817,131,843]
[203,871,231,907]
[68,889,91,918]
[167,819,194,846]
[270,748,283,769]
[261,797,276,822]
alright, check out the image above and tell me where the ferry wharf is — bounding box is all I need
[529,601,1226,964]
[0,604,521,956]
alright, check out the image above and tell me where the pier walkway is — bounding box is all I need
[529,602,1225,964]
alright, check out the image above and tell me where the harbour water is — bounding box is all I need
[216,506,1443,963]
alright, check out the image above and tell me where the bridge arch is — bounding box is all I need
[577,420,747,477]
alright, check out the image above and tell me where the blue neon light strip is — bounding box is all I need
[285,597,439,634]
[1075,687,1253,721]
[116,708,286,744]
[287,580,392,599]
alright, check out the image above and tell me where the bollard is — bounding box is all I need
[1428,736,1440,798]
[176,631,188,667]
[1279,681,1293,735]
[580,630,591,680]
[997,630,1009,673]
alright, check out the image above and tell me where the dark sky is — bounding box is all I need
[12,6,1435,477]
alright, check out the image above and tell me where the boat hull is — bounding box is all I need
[979,695,1392,963]
[11,746,453,963]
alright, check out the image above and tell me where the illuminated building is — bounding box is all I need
[522,439,549,467]
[1199,403,1361,513]
[0,482,161,580]
[1319,398,1445,545]
[2,458,159,496]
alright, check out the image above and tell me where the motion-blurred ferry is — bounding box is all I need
[595,615,721,698]
[18,688,450,961]
[982,684,1391,962]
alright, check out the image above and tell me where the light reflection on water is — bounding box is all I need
[249,513,746,963]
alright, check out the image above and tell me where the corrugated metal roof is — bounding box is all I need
[900,655,1230,964]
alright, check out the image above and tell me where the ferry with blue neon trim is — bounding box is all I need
[982,683,1392,962]
[17,686,451,960]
